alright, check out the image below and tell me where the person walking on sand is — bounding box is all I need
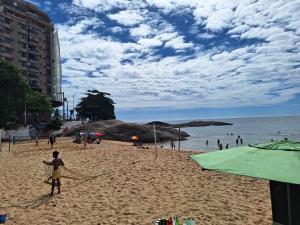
[35,136,39,146]
[43,151,65,195]
[49,135,54,149]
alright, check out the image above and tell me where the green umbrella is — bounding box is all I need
[191,140,300,185]
[191,140,300,225]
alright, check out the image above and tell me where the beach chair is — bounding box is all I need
[0,214,7,224]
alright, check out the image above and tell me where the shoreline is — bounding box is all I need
[0,137,272,224]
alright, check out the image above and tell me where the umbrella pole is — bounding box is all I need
[178,127,181,151]
[287,183,292,225]
[154,124,157,161]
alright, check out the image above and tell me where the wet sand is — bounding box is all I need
[0,137,272,225]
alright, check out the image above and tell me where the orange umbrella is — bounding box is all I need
[130,135,139,141]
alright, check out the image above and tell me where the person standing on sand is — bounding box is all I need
[170,139,174,149]
[43,151,65,195]
[49,135,54,149]
[83,133,87,149]
[35,136,39,146]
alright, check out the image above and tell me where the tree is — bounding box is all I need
[0,60,53,128]
[76,90,116,121]
[0,60,29,128]
[48,109,62,131]
[25,91,52,123]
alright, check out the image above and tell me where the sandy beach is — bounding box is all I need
[0,137,272,225]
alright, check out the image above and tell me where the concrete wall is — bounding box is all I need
[0,126,31,141]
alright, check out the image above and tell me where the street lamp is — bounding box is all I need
[57,92,65,123]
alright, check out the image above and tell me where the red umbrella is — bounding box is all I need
[94,132,103,137]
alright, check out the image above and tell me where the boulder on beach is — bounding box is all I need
[63,120,189,143]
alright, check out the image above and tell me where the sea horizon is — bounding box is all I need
[158,115,300,151]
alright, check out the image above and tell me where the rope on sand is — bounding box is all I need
[43,165,114,182]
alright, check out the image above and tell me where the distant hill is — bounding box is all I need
[146,120,233,128]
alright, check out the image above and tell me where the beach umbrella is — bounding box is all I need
[130,135,139,141]
[191,140,300,225]
[94,132,103,137]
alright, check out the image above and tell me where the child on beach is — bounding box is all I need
[43,151,65,195]
[49,135,54,149]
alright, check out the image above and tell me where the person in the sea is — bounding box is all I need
[206,140,208,146]
[240,138,243,145]
[219,143,223,150]
[43,151,65,195]
[217,139,220,145]
[226,144,229,149]
[236,139,239,145]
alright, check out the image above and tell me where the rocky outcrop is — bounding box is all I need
[63,120,189,143]
[146,120,233,128]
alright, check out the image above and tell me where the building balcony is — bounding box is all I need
[28,48,39,54]
[0,51,11,57]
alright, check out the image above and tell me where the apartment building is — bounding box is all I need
[0,0,62,106]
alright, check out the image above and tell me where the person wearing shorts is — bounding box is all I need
[43,151,65,195]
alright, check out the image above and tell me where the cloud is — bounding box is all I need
[130,24,153,37]
[164,36,193,49]
[72,0,146,12]
[25,0,41,7]
[137,38,162,48]
[53,0,300,110]
[108,10,146,26]
[111,26,124,33]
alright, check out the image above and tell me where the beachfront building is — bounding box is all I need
[0,0,62,107]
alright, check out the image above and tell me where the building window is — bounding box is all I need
[20,52,27,57]
[4,37,11,43]
[5,28,11,34]
[4,47,11,53]
[4,18,10,24]
[20,24,26,30]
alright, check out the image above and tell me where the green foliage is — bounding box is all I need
[26,91,52,116]
[0,60,29,128]
[0,60,53,128]
[48,109,62,131]
[76,90,116,121]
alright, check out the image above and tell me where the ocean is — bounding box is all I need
[166,116,300,151]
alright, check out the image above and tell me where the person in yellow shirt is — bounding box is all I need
[43,151,65,195]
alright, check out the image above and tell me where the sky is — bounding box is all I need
[28,0,300,121]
